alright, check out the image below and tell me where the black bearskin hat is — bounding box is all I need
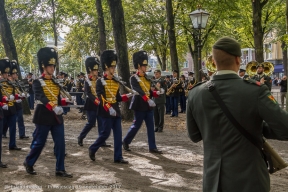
[133,51,148,69]
[10,60,18,74]
[37,47,58,73]
[85,56,100,73]
[100,50,117,70]
[0,58,11,75]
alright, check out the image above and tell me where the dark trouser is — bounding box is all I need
[170,96,179,116]
[3,114,17,148]
[165,96,171,114]
[63,107,70,114]
[79,110,103,139]
[154,103,165,131]
[25,123,65,171]
[179,95,186,112]
[123,110,157,150]
[281,92,286,109]
[76,94,84,105]
[28,94,34,109]
[0,118,3,162]
[89,117,122,161]
[16,109,26,137]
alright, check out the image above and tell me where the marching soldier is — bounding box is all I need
[76,72,85,113]
[10,60,29,139]
[67,77,75,92]
[23,47,73,177]
[0,82,7,168]
[169,70,182,117]
[0,58,20,150]
[88,50,132,163]
[78,56,110,147]
[251,63,272,91]
[27,72,34,110]
[179,74,187,113]
[122,50,163,153]
[187,72,196,90]
[165,75,172,114]
[238,68,249,79]
[152,69,166,132]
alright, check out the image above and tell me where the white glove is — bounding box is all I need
[160,88,165,94]
[147,99,156,107]
[53,106,63,115]
[126,93,133,98]
[156,91,161,95]
[109,107,117,116]
[2,104,8,110]
[26,93,30,98]
[9,95,14,101]
[16,99,22,103]
[21,93,26,98]
[132,90,139,95]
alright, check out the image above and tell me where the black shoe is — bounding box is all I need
[55,171,73,178]
[23,161,36,175]
[2,135,7,138]
[122,141,131,151]
[149,149,163,154]
[170,115,175,117]
[78,137,83,146]
[9,146,22,150]
[154,128,158,132]
[89,149,95,161]
[101,143,111,147]
[179,111,183,113]
[0,162,7,168]
[114,159,129,164]
[20,136,29,139]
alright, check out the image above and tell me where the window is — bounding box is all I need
[183,61,188,68]
[264,44,272,59]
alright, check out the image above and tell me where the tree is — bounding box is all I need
[107,0,133,120]
[166,0,179,74]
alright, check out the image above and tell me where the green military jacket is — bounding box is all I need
[187,73,288,192]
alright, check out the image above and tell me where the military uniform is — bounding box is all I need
[165,76,172,114]
[76,73,85,106]
[89,50,131,163]
[170,74,182,117]
[187,37,288,192]
[152,73,167,132]
[122,51,162,153]
[179,77,187,113]
[0,59,19,150]
[27,73,34,109]
[10,60,29,139]
[78,57,104,147]
[24,47,72,177]
[251,73,272,91]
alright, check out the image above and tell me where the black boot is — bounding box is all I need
[78,137,83,146]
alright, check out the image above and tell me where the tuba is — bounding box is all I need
[205,55,216,73]
[246,61,258,77]
[262,62,274,76]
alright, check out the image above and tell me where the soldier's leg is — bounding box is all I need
[154,105,159,132]
[0,118,6,167]
[165,96,170,114]
[8,114,17,149]
[144,110,157,150]
[2,117,8,138]
[89,117,112,154]
[112,117,123,161]
[158,103,165,132]
[281,92,285,109]
[25,124,50,167]
[51,123,65,171]
[17,109,26,138]
[123,110,145,145]
[78,110,96,140]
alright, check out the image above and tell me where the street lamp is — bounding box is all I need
[189,5,210,82]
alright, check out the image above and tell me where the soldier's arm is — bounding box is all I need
[186,96,202,142]
[84,81,96,102]
[33,79,55,110]
[258,85,288,140]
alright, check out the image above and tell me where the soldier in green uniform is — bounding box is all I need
[251,63,272,91]
[187,37,288,192]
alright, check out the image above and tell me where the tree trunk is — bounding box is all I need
[95,0,106,74]
[282,41,287,76]
[0,0,31,115]
[107,0,133,120]
[286,0,288,111]
[252,0,268,63]
[51,0,59,74]
[166,0,179,75]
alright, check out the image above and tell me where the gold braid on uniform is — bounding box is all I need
[100,77,119,105]
[135,74,151,96]
[1,81,14,106]
[39,78,59,108]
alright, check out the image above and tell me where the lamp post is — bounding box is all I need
[189,5,210,82]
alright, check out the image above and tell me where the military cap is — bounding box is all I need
[154,69,161,74]
[256,63,264,69]
[165,75,171,78]
[133,51,148,69]
[101,50,117,70]
[239,68,246,73]
[213,37,241,57]
[0,58,11,75]
[85,56,100,73]
[10,60,18,74]
[188,71,194,76]
[172,69,179,73]
[37,47,57,73]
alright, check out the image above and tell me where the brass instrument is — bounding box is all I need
[52,76,72,100]
[205,55,216,73]
[166,78,181,96]
[246,61,274,77]
[113,76,138,94]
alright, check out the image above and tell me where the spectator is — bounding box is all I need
[279,76,287,109]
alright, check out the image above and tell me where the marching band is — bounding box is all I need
[0,45,280,179]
